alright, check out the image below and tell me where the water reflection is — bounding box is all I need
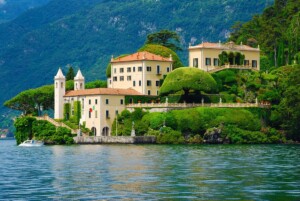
[0,141,299,200]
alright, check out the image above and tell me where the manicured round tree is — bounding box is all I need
[138,44,183,69]
[159,67,217,101]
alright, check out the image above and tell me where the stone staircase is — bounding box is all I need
[36,115,77,134]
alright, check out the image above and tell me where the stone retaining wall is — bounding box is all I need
[74,136,156,144]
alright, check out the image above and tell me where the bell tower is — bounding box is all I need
[54,68,65,119]
[74,69,85,90]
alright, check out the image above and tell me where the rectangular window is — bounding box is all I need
[82,98,84,109]
[89,99,91,105]
[193,58,198,67]
[252,60,257,68]
[127,67,131,72]
[114,68,116,73]
[127,76,131,81]
[147,66,152,71]
[138,66,143,72]
[120,68,124,73]
[113,76,117,81]
[106,99,109,105]
[148,90,151,95]
[167,67,170,72]
[133,81,136,87]
[214,58,219,66]
[120,76,124,81]
[133,67,136,72]
[157,91,159,95]
[147,80,152,86]
[89,111,91,118]
[205,58,211,66]
[120,99,124,105]
[106,110,110,119]
[95,110,98,118]
[244,60,249,66]
[156,80,160,86]
[156,65,161,74]
[95,99,98,105]
[115,110,118,115]
[139,80,141,86]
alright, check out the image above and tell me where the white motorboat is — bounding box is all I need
[19,140,44,147]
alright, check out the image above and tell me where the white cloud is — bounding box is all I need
[0,0,6,6]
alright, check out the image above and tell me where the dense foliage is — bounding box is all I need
[4,79,106,115]
[229,0,300,69]
[0,0,49,23]
[145,30,182,51]
[14,117,74,145]
[112,107,284,144]
[160,67,217,101]
[0,0,272,129]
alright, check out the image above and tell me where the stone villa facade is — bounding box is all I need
[55,51,173,136]
[188,41,260,71]
[108,51,173,96]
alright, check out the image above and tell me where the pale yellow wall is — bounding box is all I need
[241,50,260,70]
[202,49,222,71]
[143,60,172,96]
[111,60,172,95]
[189,47,260,71]
[189,49,202,69]
[64,94,126,136]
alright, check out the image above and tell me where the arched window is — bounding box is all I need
[61,82,64,88]
[55,82,58,88]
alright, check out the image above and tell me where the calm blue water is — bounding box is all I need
[0,140,299,200]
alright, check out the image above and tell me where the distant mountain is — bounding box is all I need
[0,0,273,129]
[0,0,50,23]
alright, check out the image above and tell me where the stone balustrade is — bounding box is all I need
[126,102,270,109]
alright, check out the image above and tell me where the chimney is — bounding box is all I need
[169,54,173,61]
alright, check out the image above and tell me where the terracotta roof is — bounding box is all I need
[64,88,143,97]
[111,51,172,63]
[189,41,260,51]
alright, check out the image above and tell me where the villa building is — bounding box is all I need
[54,43,260,136]
[108,51,173,96]
[55,69,143,136]
[188,41,260,71]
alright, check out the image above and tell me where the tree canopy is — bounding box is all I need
[4,80,107,115]
[145,29,182,51]
[159,67,217,101]
[138,44,183,69]
[66,66,75,81]
[229,0,300,69]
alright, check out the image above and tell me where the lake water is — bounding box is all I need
[0,140,299,200]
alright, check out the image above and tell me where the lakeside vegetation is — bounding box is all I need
[3,0,300,144]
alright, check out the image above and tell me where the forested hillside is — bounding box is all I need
[0,0,49,23]
[0,0,273,129]
[229,0,300,70]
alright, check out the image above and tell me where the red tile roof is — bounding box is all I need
[111,51,172,63]
[64,88,143,97]
[189,41,259,51]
